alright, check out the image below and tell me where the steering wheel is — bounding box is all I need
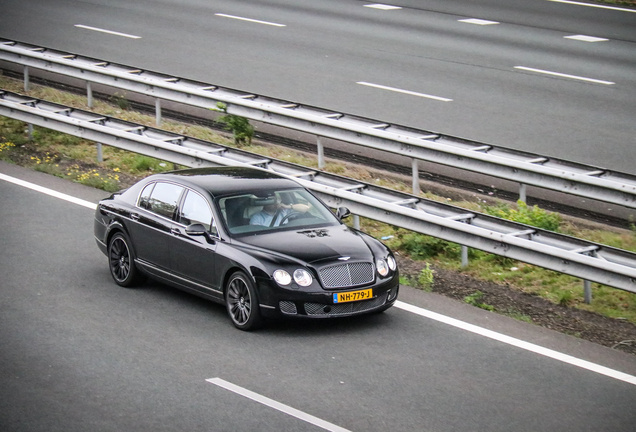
[278,210,304,226]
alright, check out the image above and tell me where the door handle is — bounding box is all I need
[170,227,181,235]
[130,213,140,221]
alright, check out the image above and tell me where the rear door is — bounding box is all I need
[128,181,184,272]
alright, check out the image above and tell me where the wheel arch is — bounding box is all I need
[221,265,253,299]
[105,222,135,255]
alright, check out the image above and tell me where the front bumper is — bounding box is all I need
[257,274,399,319]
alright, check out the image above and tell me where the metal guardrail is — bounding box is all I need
[2,38,636,210]
[2,90,636,294]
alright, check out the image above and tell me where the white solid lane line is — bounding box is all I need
[514,66,615,85]
[0,173,96,210]
[206,378,351,432]
[357,81,453,102]
[548,0,636,13]
[3,173,635,387]
[74,24,141,39]
[215,13,286,27]
[395,301,636,386]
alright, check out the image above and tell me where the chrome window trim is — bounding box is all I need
[135,181,222,240]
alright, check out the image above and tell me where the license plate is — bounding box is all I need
[333,289,373,304]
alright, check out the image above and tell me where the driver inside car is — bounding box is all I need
[249,194,310,227]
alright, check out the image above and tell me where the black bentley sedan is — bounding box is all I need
[94,167,399,330]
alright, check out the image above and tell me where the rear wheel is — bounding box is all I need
[108,232,142,287]
[225,271,262,330]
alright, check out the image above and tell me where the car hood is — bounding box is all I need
[236,225,375,265]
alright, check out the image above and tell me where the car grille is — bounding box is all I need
[279,301,298,315]
[304,293,388,316]
[318,262,374,289]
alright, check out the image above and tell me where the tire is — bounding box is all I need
[225,271,262,331]
[108,232,143,287]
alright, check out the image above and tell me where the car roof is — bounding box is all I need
[148,166,302,197]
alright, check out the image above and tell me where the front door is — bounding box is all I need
[168,190,220,297]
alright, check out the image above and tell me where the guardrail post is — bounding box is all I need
[519,183,527,203]
[23,66,29,91]
[87,82,93,108]
[155,99,162,126]
[353,215,360,230]
[412,158,420,195]
[96,142,103,162]
[584,280,592,304]
[24,67,33,139]
[461,245,469,268]
[317,136,325,169]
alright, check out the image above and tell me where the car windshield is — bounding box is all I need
[218,188,340,236]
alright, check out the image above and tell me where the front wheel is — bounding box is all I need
[225,271,262,331]
[108,232,143,287]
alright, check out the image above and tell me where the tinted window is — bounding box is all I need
[218,188,339,235]
[138,182,155,210]
[147,182,184,219]
[179,190,215,234]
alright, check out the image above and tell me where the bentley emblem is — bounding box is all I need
[338,256,351,261]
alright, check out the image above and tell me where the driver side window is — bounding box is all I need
[179,190,216,235]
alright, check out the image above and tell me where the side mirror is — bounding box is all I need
[185,223,208,236]
[185,223,218,244]
[335,207,351,221]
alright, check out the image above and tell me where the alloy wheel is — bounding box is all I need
[109,236,131,283]
[227,276,252,326]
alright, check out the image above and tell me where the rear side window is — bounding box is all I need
[139,182,184,219]
[138,183,155,210]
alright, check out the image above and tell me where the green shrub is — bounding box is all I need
[212,102,254,147]
[484,200,561,232]
[399,233,460,259]
[464,291,495,311]
[418,263,435,291]
[109,92,130,110]
[558,290,574,306]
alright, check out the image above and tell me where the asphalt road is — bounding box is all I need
[0,0,635,174]
[1,161,636,431]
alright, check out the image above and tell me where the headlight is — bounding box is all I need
[273,269,292,286]
[376,259,389,277]
[293,269,313,287]
[387,255,397,271]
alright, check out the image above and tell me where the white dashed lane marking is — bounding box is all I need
[514,66,615,85]
[74,25,141,39]
[215,13,286,27]
[357,81,453,102]
[206,378,351,432]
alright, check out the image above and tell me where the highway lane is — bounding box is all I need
[0,0,635,174]
[1,163,636,431]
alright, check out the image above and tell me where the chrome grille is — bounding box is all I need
[304,293,387,316]
[318,262,374,289]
